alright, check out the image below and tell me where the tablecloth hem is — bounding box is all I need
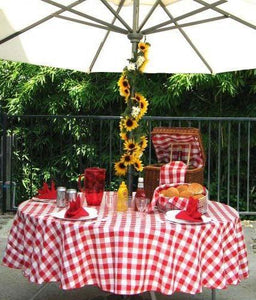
[5,274,248,293]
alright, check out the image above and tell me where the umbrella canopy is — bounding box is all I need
[0,0,256,74]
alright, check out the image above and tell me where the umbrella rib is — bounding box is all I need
[160,2,213,74]
[194,0,256,30]
[0,0,85,45]
[89,0,126,72]
[141,0,226,35]
[100,0,132,32]
[138,0,162,32]
[56,15,127,34]
[42,0,128,35]
[151,15,227,34]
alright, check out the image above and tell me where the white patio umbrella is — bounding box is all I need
[0,0,256,74]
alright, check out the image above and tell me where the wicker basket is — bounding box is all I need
[154,183,208,214]
[145,127,206,200]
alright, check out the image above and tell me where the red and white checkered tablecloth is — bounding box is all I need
[2,195,248,295]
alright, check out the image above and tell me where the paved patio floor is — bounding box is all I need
[0,216,255,300]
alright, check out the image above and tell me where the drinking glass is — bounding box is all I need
[77,192,86,206]
[135,197,149,217]
[105,192,117,214]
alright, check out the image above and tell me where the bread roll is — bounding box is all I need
[166,187,179,197]
[193,194,204,200]
[177,184,188,193]
[179,190,193,198]
[160,190,169,197]
[187,183,204,195]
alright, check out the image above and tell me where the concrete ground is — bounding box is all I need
[0,215,255,300]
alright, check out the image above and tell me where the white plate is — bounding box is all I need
[51,207,98,221]
[31,197,56,203]
[165,210,211,225]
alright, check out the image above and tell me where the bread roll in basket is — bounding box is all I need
[153,183,208,214]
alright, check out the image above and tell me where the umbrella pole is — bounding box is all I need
[127,0,143,198]
[127,166,133,198]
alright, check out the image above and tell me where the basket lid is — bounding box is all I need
[151,127,206,168]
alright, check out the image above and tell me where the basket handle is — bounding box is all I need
[187,143,191,166]
[169,142,191,166]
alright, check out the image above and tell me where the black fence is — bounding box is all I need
[1,113,256,216]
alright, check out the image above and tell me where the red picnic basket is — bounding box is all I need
[144,127,206,200]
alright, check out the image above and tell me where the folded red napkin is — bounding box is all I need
[176,197,202,222]
[64,195,89,219]
[37,181,57,199]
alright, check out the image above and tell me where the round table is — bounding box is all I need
[2,195,248,296]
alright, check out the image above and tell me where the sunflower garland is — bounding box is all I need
[114,161,127,176]
[124,139,139,152]
[123,116,139,131]
[115,41,150,177]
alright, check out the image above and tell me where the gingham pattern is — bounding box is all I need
[2,195,248,295]
[152,133,204,167]
[160,161,187,185]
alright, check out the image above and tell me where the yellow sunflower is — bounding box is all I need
[134,157,144,172]
[139,59,149,72]
[138,42,150,53]
[144,50,149,60]
[123,116,138,132]
[119,119,125,130]
[114,160,127,176]
[133,147,143,158]
[122,152,136,166]
[120,131,129,141]
[124,95,130,103]
[124,139,139,153]
[118,75,130,89]
[138,97,149,118]
[120,86,130,98]
[134,93,145,102]
[139,136,148,150]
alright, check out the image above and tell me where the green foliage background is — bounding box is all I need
[2,60,256,118]
[1,60,256,213]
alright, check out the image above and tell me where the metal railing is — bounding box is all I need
[1,113,256,216]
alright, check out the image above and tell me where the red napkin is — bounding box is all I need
[176,197,202,222]
[64,195,89,219]
[37,181,57,199]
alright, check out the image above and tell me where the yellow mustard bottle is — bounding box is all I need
[117,181,128,212]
